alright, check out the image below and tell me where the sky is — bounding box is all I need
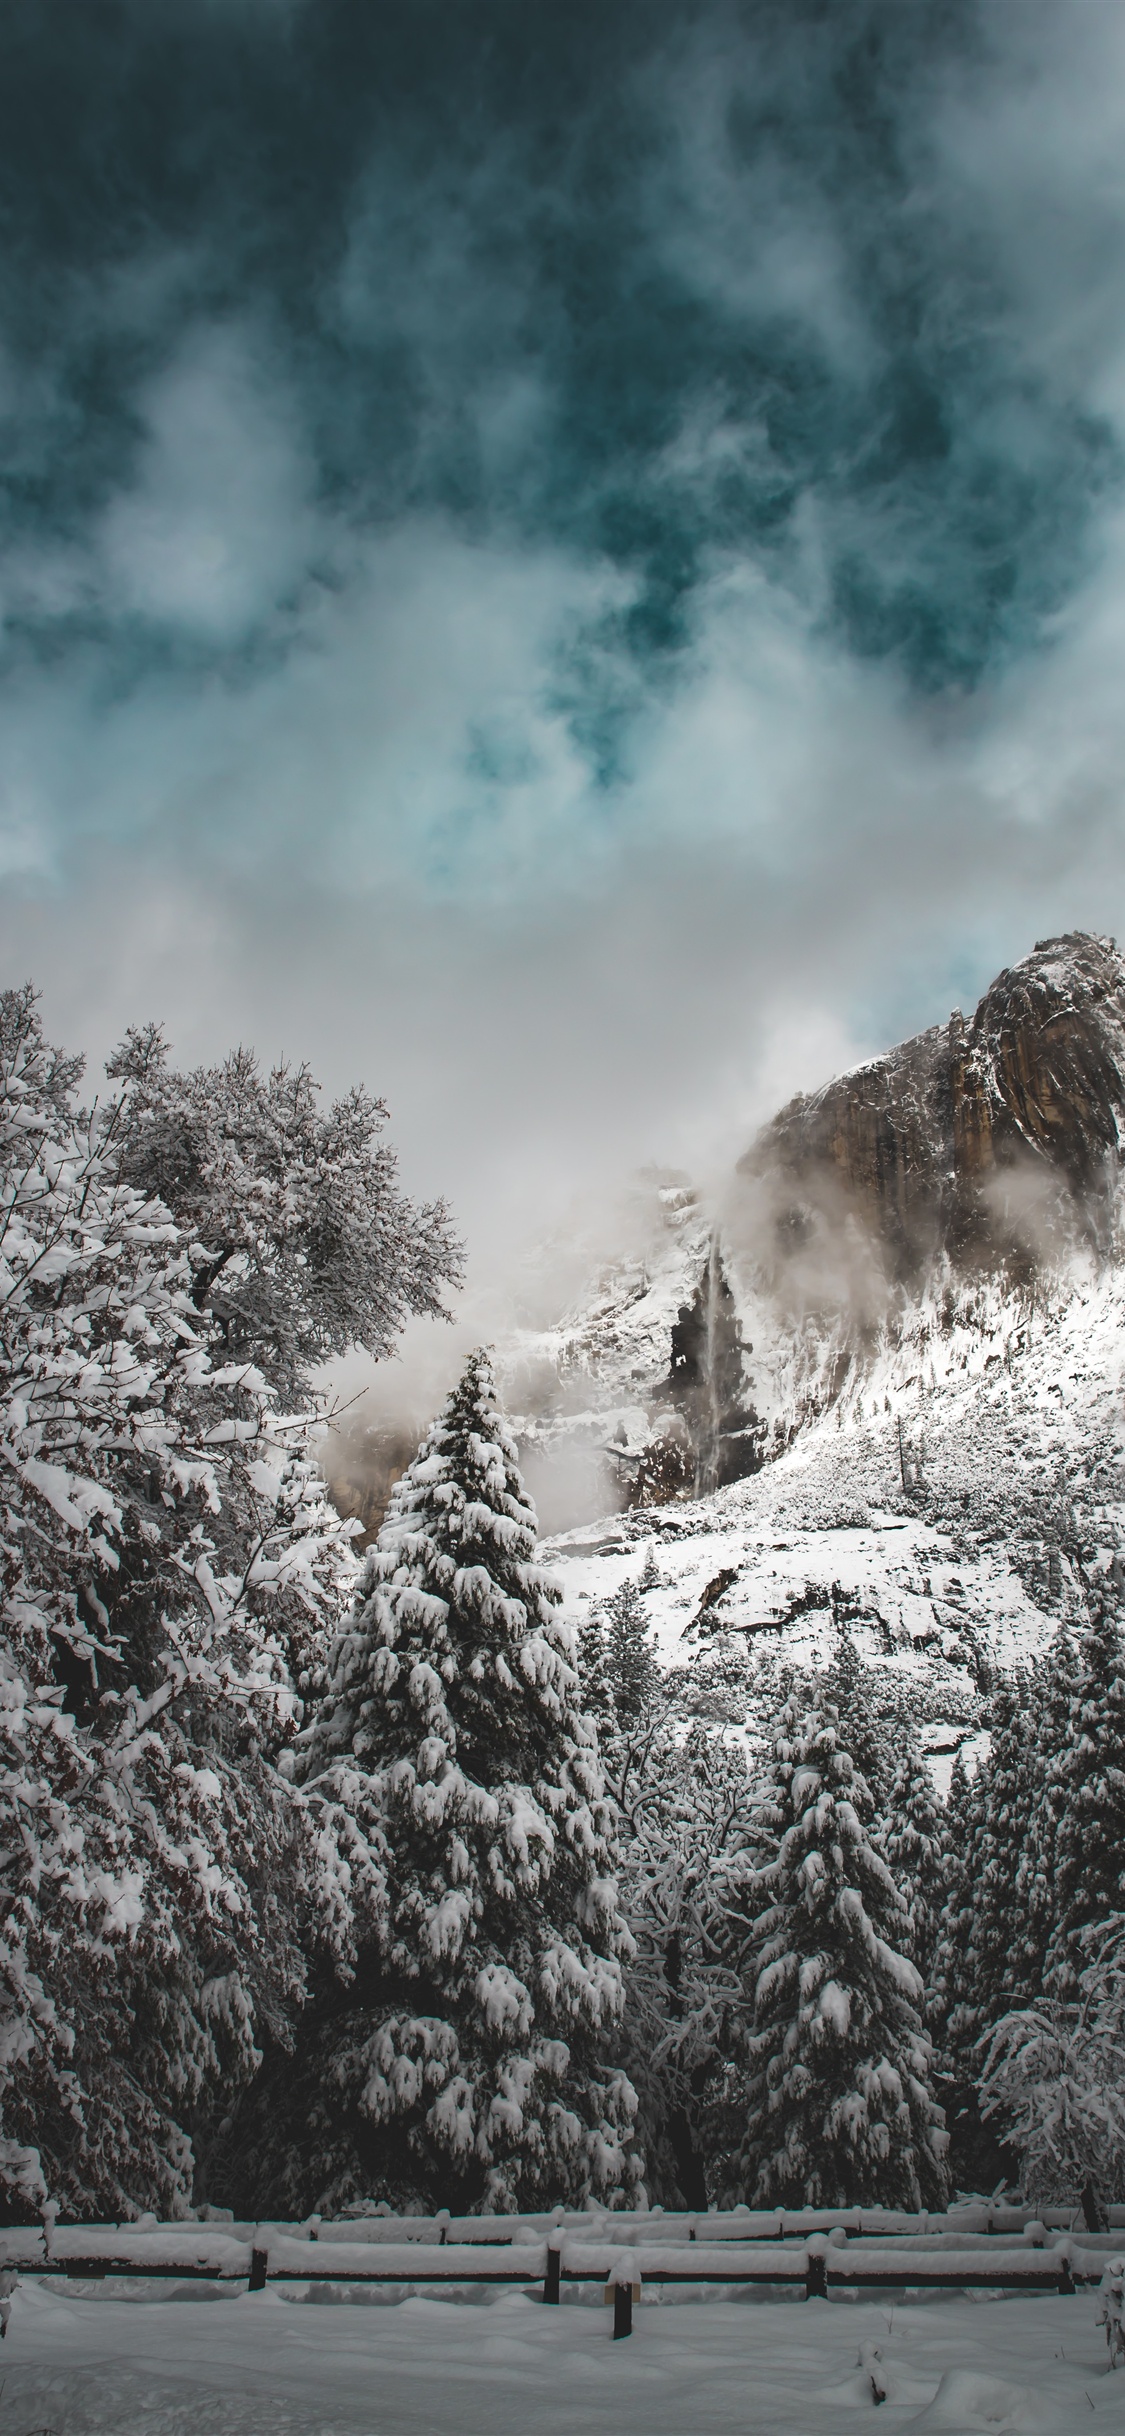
[5,0,1125,1385]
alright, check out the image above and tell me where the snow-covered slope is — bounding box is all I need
[538,1258,1125,1764]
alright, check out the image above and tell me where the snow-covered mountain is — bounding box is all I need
[502,934,1125,1756]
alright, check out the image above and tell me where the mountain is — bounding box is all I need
[745,929,1125,1284]
[502,934,1125,1764]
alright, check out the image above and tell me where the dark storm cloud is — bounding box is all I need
[5,0,1125,1339]
[0,0,1116,719]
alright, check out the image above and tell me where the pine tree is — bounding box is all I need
[952,1683,1044,2024]
[817,1634,900,1813]
[1016,1631,1082,1993]
[930,1746,982,2093]
[733,1702,948,2210]
[1042,1607,1125,1994]
[237,1350,641,2215]
[0,986,361,2219]
[930,1744,1012,2193]
[578,1574,661,1759]
[930,1689,1046,2194]
[883,1739,948,1987]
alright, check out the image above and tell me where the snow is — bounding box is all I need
[2,2276,1121,2434]
[534,1256,1125,1787]
[549,1508,1053,1711]
[504,1167,1125,1787]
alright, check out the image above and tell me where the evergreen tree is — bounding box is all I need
[883,1738,948,1987]
[930,1746,979,2078]
[236,1351,640,2215]
[1016,1630,1082,1993]
[930,1745,1007,2193]
[1042,1608,1125,1994]
[733,1703,948,2210]
[578,1574,661,1755]
[930,1692,1045,2193]
[817,1634,900,1813]
[0,987,360,2219]
[942,1684,1044,2030]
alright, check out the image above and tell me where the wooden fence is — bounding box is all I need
[1,2205,1120,2336]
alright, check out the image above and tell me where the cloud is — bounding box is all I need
[4,0,1125,1443]
[96,326,321,641]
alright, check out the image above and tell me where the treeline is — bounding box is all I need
[586,1577,1125,2215]
[3,986,1123,2222]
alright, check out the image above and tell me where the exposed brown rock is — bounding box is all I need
[739,933,1125,1283]
[325,1419,420,1546]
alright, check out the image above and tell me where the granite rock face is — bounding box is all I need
[656,1241,768,1494]
[739,933,1125,1285]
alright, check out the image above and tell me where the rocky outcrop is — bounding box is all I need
[656,1240,768,1493]
[738,934,1125,1286]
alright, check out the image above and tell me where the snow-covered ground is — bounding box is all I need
[3,2276,1120,2434]
[528,1256,1125,1775]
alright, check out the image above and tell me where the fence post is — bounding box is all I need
[249,2246,269,2293]
[544,2234,561,2305]
[607,2254,638,2338]
[804,2238,828,2301]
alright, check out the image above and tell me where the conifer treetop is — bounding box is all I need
[1043,1606,1125,1993]
[286,1350,640,2213]
[304,1348,577,1790]
[737,1701,948,2212]
[883,1738,949,1979]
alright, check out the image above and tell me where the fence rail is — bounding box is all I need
[0,2206,1120,2313]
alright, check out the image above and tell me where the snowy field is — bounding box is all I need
[1,2278,1120,2436]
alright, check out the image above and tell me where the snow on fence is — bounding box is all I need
[0,2206,1122,2314]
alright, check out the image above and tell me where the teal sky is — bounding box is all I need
[3,0,1125,1275]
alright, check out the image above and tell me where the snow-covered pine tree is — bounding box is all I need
[0,988,349,2216]
[0,986,441,2220]
[817,1634,901,1813]
[932,1681,1050,2193]
[946,1682,1045,2023]
[930,1744,979,2043]
[929,1740,1015,2194]
[733,1702,948,2210]
[578,1574,661,1757]
[882,1738,948,1988]
[1014,1630,1082,1995]
[1041,1607,1125,1995]
[243,1350,641,2215]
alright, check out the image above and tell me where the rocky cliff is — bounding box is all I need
[740,933,1125,1288]
[499,933,1125,1520]
[507,934,1125,1762]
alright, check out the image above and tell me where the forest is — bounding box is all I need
[2,985,1123,2230]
